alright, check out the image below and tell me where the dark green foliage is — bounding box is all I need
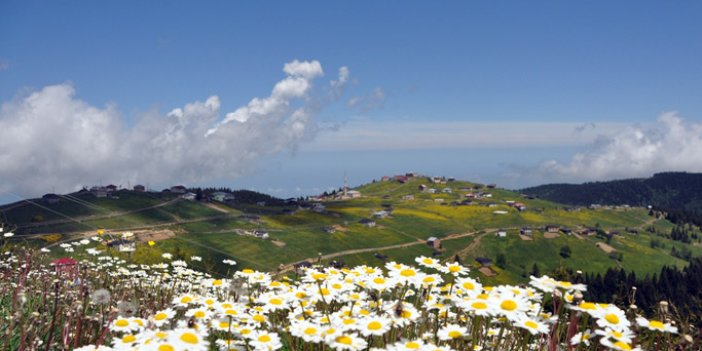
[559,245,571,258]
[496,253,506,268]
[583,258,702,324]
[522,172,702,226]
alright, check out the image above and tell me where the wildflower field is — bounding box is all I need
[0,232,695,351]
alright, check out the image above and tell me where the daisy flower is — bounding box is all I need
[635,317,678,333]
[250,330,283,351]
[514,316,549,335]
[438,262,469,276]
[290,320,325,343]
[415,256,440,269]
[171,328,208,351]
[326,332,367,351]
[358,316,392,336]
[437,324,468,340]
[599,337,642,351]
[110,317,140,333]
[593,306,631,331]
[570,329,592,346]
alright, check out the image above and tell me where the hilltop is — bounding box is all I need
[521,172,702,225]
[2,174,701,287]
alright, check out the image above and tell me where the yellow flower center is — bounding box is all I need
[463,282,475,290]
[605,313,620,325]
[401,310,412,318]
[225,309,237,315]
[312,273,327,280]
[115,319,129,327]
[649,320,665,329]
[219,322,230,329]
[367,321,382,330]
[449,265,461,273]
[343,318,355,325]
[579,302,596,310]
[180,296,192,304]
[270,298,283,305]
[155,312,168,321]
[304,327,317,335]
[258,335,271,342]
[472,301,487,310]
[525,321,538,329]
[122,335,136,343]
[406,341,420,349]
[500,300,517,311]
[448,330,462,338]
[373,277,385,284]
[423,276,435,283]
[240,328,251,335]
[422,258,434,264]
[194,311,206,318]
[180,332,198,344]
[336,335,353,345]
[242,269,254,274]
[400,269,416,277]
[614,341,632,350]
[253,315,265,323]
[212,279,222,286]
[332,283,342,289]
[158,345,174,351]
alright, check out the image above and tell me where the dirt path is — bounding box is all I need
[275,229,490,275]
[445,231,491,263]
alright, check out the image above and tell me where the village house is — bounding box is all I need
[418,184,427,191]
[545,225,560,233]
[394,175,409,183]
[381,176,391,182]
[475,257,493,266]
[496,229,507,238]
[181,192,197,201]
[170,185,187,194]
[322,226,336,234]
[253,230,269,239]
[358,218,376,228]
[346,190,362,199]
[426,236,441,250]
[402,194,415,201]
[372,210,390,219]
[106,184,118,193]
[211,191,234,202]
[520,228,533,236]
[442,187,453,194]
[133,184,146,192]
[90,186,108,198]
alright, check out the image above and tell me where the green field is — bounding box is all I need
[3,176,701,285]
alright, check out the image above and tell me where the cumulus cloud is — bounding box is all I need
[540,112,702,181]
[347,87,385,113]
[0,59,9,71]
[0,60,348,197]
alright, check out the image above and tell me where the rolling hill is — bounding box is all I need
[2,174,701,287]
[521,172,702,225]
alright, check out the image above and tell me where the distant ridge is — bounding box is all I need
[521,172,702,224]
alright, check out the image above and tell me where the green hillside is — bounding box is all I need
[521,172,702,225]
[3,175,700,286]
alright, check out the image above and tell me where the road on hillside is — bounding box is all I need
[275,229,495,275]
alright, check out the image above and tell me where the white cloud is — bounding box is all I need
[304,120,627,152]
[539,112,702,181]
[0,59,8,71]
[347,87,385,113]
[329,66,350,99]
[0,60,347,197]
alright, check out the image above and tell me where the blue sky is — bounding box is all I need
[2,1,702,201]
